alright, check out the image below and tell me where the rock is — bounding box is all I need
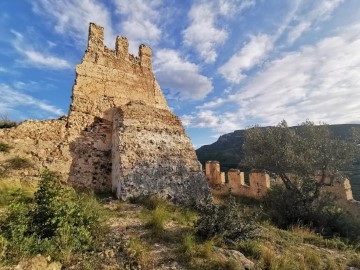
[104,249,115,259]
[14,254,61,270]
[214,247,255,270]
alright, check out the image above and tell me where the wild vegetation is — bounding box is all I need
[0,170,103,265]
[0,177,359,269]
[243,120,360,238]
[0,115,17,129]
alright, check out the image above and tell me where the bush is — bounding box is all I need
[0,170,102,262]
[195,195,257,244]
[0,120,16,129]
[0,142,12,153]
[0,115,16,129]
[265,184,360,240]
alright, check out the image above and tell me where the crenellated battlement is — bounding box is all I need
[206,160,356,201]
[87,22,152,69]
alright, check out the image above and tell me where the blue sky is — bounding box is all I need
[1,0,360,148]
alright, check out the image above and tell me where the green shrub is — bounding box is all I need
[265,184,360,242]
[0,118,16,129]
[5,156,32,170]
[195,195,257,244]
[0,142,12,153]
[0,170,102,262]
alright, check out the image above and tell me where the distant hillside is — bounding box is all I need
[196,124,360,200]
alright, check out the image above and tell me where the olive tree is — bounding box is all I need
[242,120,359,230]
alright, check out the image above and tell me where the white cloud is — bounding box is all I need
[183,0,255,63]
[154,49,213,100]
[218,34,273,83]
[189,22,360,132]
[196,98,226,109]
[0,83,64,118]
[0,66,6,73]
[32,0,114,46]
[218,0,344,84]
[182,110,219,128]
[287,0,344,44]
[182,110,240,133]
[113,0,162,54]
[11,30,70,69]
[217,0,300,84]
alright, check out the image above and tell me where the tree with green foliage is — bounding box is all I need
[242,120,360,232]
[0,170,102,262]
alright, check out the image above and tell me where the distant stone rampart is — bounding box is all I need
[206,160,355,201]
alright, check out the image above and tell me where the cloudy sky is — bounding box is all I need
[0,0,360,147]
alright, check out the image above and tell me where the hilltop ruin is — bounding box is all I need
[0,23,210,203]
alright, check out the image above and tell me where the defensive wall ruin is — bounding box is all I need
[0,23,210,203]
[205,160,354,201]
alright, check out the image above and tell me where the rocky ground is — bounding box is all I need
[5,196,360,270]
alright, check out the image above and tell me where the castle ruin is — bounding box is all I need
[0,23,210,203]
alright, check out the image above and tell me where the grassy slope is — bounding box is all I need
[1,184,359,270]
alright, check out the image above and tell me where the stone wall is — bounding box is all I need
[205,162,270,198]
[228,169,244,191]
[0,118,70,181]
[208,160,355,201]
[112,102,209,202]
[0,23,210,203]
[205,161,222,185]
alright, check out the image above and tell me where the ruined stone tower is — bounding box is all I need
[0,23,210,203]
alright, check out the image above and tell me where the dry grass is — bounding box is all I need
[126,237,156,269]
[0,142,12,153]
[0,179,36,207]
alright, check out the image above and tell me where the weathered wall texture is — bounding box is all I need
[67,23,169,136]
[0,23,210,203]
[205,162,270,198]
[0,118,71,181]
[228,169,244,191]
[112,102,208,202]
[205,161,222,185]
